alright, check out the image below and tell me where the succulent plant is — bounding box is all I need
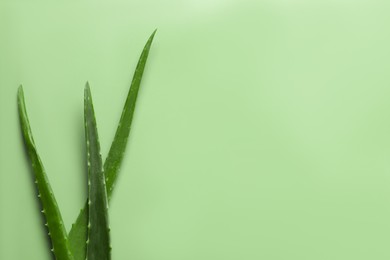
[18,30,157,260]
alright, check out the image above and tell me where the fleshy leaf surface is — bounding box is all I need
[68,30,157,260]
[18,86,75,260]
[84,83,111,260]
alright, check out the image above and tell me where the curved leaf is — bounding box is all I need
[18,86,74,260]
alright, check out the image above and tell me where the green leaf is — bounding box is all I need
[104,29,157,199]
[84,83,111,260]
[68,29,157,260]
[17,86,75,260]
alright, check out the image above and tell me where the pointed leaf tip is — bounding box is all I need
[84,82,111,260]
[18,86,75,260]
[68,30,157,259]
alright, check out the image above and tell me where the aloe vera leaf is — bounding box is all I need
[17,86,75,260]
[68,29,157,260]
[84,83,111,260]
[104,29,157,199]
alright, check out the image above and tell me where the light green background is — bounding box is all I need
[1,0,390,259]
